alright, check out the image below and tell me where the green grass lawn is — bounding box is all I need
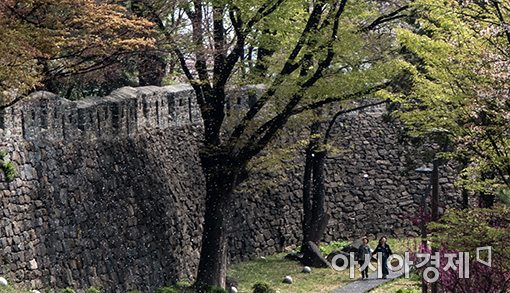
[0,286,31,293]
[229,252,350,293]
[228,237,419,293]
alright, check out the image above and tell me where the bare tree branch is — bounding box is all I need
[360,5,409,32]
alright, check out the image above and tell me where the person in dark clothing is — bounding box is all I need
[372,236,393,278]
[357,236,372,279]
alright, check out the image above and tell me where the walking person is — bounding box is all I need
[373,236,393,278]
[357,236,372,280]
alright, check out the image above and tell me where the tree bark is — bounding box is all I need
[301,120,330,264]
[479,173,495,208]
[302,142,314,246]
[195,153,239,289]
[462,188,469,209]
[309,149,328,243]
[431,160,439,221]
[302,122,322,246]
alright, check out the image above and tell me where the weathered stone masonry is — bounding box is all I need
[0,85,462,291]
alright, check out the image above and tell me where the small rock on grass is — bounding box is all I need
[229,286,238,293]
[0,277,8,286]
[302,266,311,273]
[283,276,293,284]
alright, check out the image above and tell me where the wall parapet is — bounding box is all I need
[0,84,201,143]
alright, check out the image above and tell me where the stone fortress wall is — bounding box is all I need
[0,85,462,292]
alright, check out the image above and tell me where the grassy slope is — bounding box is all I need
[228,237,419,293]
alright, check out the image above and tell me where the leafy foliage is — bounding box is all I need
[393,0,510,194]
[319,240,350,255]
[0,0,155,104]
[156,287,179,293]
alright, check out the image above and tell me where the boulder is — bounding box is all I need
[0,277,7,286]
[341,244,359,255]
[302,266,312,273]
[327,250,352,269]
[284,252,303,262]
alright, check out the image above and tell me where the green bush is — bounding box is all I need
[86,287,101,293]
[60,288,75,293]
[319,240,350,255]
[252,282,276,293]
[396,289,421,293]
[156,287,179,293]
[174,281,191,288]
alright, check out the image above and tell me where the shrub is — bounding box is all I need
[86,288,101,293]
[156,287,179,293]
[175,280,191,288]
[320,241,350,255]
[60,288,75,293]
[252,282,276,293]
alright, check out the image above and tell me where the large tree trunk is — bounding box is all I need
[195,153,239,289]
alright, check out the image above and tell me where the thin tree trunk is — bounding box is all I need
[309,149,329,243]
[302,122,321,246]
[302,143,313,246]
[431,160,439,221]
[462,188,469,209]
[479,173,495,208]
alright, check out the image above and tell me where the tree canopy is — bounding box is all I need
[393,0,510,194]
[0,0,155,106]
